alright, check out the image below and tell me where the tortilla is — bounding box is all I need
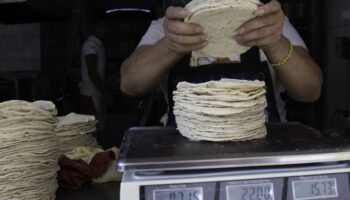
[174,90,266,102]
[177,79,265,89]
[32,100,58,116]
[54,112,99,154]
[173,78,268,142]
[185,0,262,57]
[56,112,96,127]
[0,100,60,200]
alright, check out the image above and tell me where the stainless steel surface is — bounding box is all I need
[118,124,350,172]
[119,151,350,172]
[129,162,349,181]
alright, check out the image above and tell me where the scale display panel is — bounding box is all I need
[220,178,283,200]
[153,187,203,200]
[143,182,215,200]
[226,183,274,200]
[143,178,283,200]
[141,173,350,200]
[287,174,350,200]
[292,178,337,199]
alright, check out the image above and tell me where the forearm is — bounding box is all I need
[264,36,323,102]
[234,1,322,102]
[121,38,184,96]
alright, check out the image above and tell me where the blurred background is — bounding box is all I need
[0,0,349,148]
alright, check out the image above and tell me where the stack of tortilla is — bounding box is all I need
[55,113,98,154]
[0,100,60,200]
[173,78,267,142]
[185,0,262,57]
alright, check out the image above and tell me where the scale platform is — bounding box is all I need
[118,123,350,200]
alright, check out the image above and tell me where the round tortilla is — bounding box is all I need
[173,78,268,142]
[177,79,265,90]
[185,0,261,57]
[54,112,98,154]
[0,100,60,200]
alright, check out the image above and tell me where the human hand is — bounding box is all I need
[234,0,284,53]
[163,6,208,55]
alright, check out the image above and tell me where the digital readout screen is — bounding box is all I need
[292,178,338,200]
[226,183,274,200]
[153,187,203,200]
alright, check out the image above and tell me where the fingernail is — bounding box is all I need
[256,8,265,15]
[201,35,207,40]
[179,9,188,16]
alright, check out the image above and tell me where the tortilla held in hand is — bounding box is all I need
[185,0,262,58]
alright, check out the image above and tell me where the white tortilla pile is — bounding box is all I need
[173,78,267,142]
[185,0,262,57]
[55,113,99,154]
[0,100,60,200]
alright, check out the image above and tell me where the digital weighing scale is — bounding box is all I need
[117,123,350,200]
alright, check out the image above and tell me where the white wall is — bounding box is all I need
[0,23,41,72]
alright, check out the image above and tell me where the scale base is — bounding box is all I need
[120,162,350,200]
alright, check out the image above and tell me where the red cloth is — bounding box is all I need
[57,150,116,190]
[57,155,92,190]
[89,150,116,178]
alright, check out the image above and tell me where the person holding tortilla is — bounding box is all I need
[120,0,323,126]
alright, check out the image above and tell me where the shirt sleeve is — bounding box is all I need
[138,18,165,47]
[283,17,307,49]
[82,42,98,56]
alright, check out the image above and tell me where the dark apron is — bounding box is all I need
[167,47,281,126]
